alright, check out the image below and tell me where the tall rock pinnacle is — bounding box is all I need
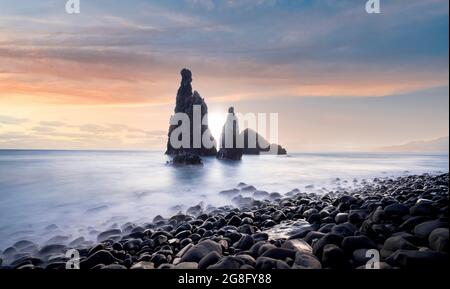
[175,68,193,113]
[217,106,244,160]
[166,69,218,157]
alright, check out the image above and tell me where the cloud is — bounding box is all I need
[186,0,278,10]
[0,0,447,151]
[0,115,28,125]
[38,121,67,127]
[0,117,168,150]
[78,124,115,134]
[0,132,32,140]
[146,130,167,137]
[186,0,215,10]
[31,126,56,133]
[0,0,447,105]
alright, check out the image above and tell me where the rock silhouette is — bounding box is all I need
[165,68,217,160]
[165,69,287,162]
[217,107,244,160]
[242,128,287,155]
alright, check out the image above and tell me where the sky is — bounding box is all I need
[0,0,448,151]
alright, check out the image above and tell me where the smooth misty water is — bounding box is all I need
[0,150,448,250]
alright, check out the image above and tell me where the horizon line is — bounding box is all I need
[0,148,448,156]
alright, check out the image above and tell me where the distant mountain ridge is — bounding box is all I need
[380,136,449,153]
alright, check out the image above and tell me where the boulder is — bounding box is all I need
[272,210,287,222]
[180,240,222,263]
[304,231,326,245]
[247,241,267,258]
[335,213,349,224]
[208,257,242,269]
[260,248,296,260]
[198,251,222,269]
[371,207,385,223]
[80,250,120,269]
[322,244,348,269]
[330,223,357,237]
[318,223,335,234]
[312,234,343,258]
[399,216,430,232]
[233,235,254,251]
[38,244,66,257]
[97,229,122,242]
[352,249,373,267]
[381,236,417,259]
[341,236,377,255]
[255,257,278,269]
[131,261,155,269]
[386,250,449,269]
[429,228,449,252]
[414,220,448,239]
[293,252,322,269]
[235,254,256,267]
[102,264,127,270]
[175,262,199,269]
[410,202,438,217]
[281,239,313,254]
[384,203,409,217]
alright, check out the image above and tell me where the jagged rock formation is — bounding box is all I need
[165,69,217,158]
[217,107,244,160]
[242,128,287,155]
[165,69,286,161]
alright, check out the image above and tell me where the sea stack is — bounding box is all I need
[165,69,217,159]
[242,128,288,155]
[217,107,244,160]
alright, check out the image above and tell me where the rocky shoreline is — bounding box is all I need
[1,173,448,270]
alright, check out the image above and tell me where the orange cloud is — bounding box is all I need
[0,40,448,106]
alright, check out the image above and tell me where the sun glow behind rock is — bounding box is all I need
[207,112,227,144]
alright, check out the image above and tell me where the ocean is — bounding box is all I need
[0,150,448,250]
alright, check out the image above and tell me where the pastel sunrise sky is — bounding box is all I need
[0,0,448,151]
